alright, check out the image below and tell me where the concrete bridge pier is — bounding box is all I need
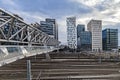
[45,53,51,61]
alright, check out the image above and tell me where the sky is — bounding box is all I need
[0,0,120,45]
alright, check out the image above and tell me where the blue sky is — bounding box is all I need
[0,0,120,45]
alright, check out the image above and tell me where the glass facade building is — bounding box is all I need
[77,24,91,50]
[40,18,58,40]
[40,21,54,38]
[80,31,92,50]
[77,24,85,38]
[102,29,118,51]
[46,18,58,40]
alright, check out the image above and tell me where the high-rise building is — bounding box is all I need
[40,21,54,38]
[80,31,92,50]
[46,18,58,40]
[77,24,91,50]
[102,28,118,51]
[39,18,58,40]
[77,24,85,48]
[77,24,85,38]
[87,20,102,52]
[67,17,77,49]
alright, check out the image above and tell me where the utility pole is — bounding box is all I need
[27,60,32,80]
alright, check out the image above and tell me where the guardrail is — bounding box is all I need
[0,46,59,66]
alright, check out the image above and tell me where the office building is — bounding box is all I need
[77,24,91,50]
[46,18,58,40]
[77,24,85,48]
[87,20,102,52]
[39,18,58,39]
[102,28,118,51]
[40,21,54,38]
[67,17,77,49]
[80,31,92,50]
[77,24,85,38]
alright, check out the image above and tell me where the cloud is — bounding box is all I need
[70,0,103,7]
[0,0,20,10]
[1,0,15,6]
[10,10,48,23]
[10,0,92,18]
[72,0,120,25]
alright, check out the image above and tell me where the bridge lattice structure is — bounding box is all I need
[0,8,60,66]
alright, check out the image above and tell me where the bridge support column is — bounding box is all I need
[27,60,32,80]
[45,53,51,61]
[44,44,51,61]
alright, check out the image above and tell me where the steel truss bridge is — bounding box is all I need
[0,8,59,46]
[0,8,60,66]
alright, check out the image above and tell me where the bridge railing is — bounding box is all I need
[0,46,58,66]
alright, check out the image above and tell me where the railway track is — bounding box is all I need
[0,52,120,80]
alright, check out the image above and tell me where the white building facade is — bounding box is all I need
[67,17,77,49]
[87,20,102,52]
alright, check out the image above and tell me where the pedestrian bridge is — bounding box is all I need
[0,8,60,67]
